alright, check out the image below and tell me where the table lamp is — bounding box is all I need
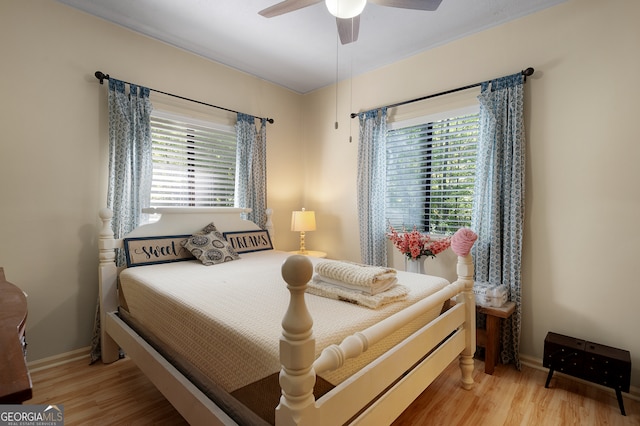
[291,208,316,254]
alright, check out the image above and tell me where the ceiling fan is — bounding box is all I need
[259,0,443,45]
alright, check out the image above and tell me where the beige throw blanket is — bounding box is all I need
[307,279,410,309]
[314,260,397,295]
[311,274,398,295]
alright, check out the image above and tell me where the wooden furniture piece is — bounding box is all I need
[98,207,477,425]
[0,267,32,403]
[543,331,631,416]
[476,301,516,374]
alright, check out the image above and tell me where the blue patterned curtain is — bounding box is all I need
[357,107,388,266]
[235,113,267,228]
[472,72,525,369]
[107,79,153,248]
[91,78,153,363]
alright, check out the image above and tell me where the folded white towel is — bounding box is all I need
[311,274,398,295]
[314,260,397,291]
[306,279,409,309]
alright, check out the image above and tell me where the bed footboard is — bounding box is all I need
[457,252,476,391]
[277,253,476,426]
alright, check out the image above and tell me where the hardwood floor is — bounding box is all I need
[393,361,639,426]
[26,356,638,425]
[27,357,187,425]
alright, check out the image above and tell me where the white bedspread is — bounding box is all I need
[119,250,449,391]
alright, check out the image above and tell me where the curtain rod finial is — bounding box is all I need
[94,71,109,84]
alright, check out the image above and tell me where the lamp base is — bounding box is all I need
[298,231,307,253]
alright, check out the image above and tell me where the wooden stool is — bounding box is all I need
[476,301,516,374]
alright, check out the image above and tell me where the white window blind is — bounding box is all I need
[150,113,236,207]
[386,112,479,234]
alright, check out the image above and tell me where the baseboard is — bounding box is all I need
[519,353,640,401]
[27,346,91,373]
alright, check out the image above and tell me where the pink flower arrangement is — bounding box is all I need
[387,225,451,260]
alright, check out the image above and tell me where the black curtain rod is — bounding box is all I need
[350,67,534,119]
[94,71,274,124]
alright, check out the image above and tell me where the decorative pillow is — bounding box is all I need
[202,222,218,234]
[182,223,240,266]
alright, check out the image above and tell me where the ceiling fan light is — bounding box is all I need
[325,0,367,19]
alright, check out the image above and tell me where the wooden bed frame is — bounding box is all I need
[98,207,476,425]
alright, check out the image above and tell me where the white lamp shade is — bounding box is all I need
[325,0,367,19]
[291,210,316,232]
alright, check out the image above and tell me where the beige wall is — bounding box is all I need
[0,0,304,361]
[2,0,639,390]
[303,0,640,387]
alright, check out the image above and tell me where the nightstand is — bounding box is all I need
[288,250,327,258]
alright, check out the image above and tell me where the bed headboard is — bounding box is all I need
[99,207,274,265]
[125,207,266,238]
[99,207,273,254]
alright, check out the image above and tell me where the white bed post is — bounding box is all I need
[265,208,275,246]
[98,208,121,363]
[276,255,317,426]
[457,253,476,390]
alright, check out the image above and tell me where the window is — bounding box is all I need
[150,112,236,207]
[386,108,479,234]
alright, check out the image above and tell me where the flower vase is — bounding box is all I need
[405,257,426,275]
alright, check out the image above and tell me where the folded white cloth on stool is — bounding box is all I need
[473,282,507,307]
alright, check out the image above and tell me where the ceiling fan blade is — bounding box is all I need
[336,16,360,45]
[259,0,323,18]
[369,0,443,11]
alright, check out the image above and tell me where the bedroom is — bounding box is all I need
[1,0,639,421]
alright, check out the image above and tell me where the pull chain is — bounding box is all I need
[334,31,339,130]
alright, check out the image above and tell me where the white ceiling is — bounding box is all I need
[57,0,564,94]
